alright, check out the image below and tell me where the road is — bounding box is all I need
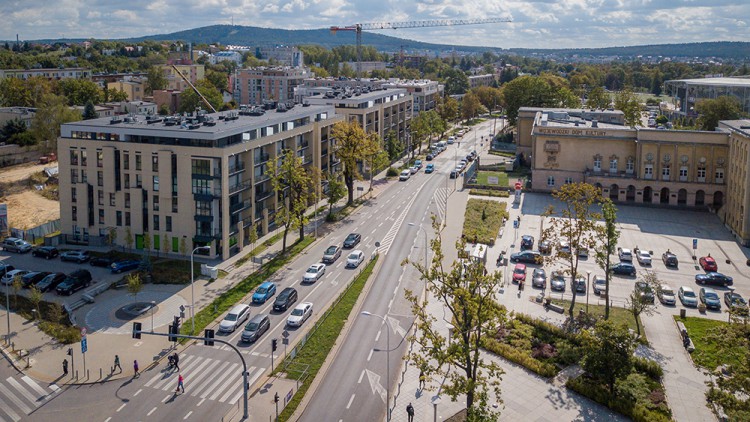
[0,357,62,422]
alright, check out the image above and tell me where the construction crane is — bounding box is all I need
[330,18,513,78]
[170,64,218,113]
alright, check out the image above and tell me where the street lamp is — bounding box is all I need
[3,262,10,345]
[586,270,592,314]
[190,245,211,334]
[362,311,391,422]
[407,223,428,267]
[150,301,156,332]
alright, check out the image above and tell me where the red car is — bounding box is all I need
[699,256,718,272]
[513,264,527,283]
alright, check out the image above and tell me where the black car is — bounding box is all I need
[610,262,636,276]
[273,287,298,312]
[0,263,15,274]
[56,269,93,295]
[574,276,586,293]
[21,271,49,288]
[450,170,458,179]
[662,251,678,268]
[635,281,655,304]
[426,154,434,161]
[36,272,66,292]
[343,233,361,249]
[695,272,733,287]
[509,250,542,264]
[32,246,59,259]
[90,256,114,268]
[539,240,552,254]
[520,235,534,251]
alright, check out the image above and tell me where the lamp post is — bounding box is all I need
[150,301,156,332]
[4,263,10,345]
[190,245,211,334]
[362,311,391,422]
[586,270,592,314]
[407,223,428,267]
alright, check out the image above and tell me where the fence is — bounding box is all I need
[10,219,60,244]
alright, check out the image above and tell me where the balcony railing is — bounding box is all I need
[584,170,637,180]
[230,200,251,214]
[254,174,270,184]
[193,230,221,243]
[254,153,270,165]
[255,190,273,203]
[229,181,252,195]
[228,162,246,174]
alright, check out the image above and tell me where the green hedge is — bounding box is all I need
[567,376,671,422]
[513,313,581,345]
[462,198,508,246]
[468,189,510,198]
[484,338,558,378]
[632,356,664,380]
[386,166,400,177]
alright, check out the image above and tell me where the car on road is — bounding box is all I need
[322,245,342,264]
[346,250,365,268]
[512,264,527,283]
[678,286,698,307]
[447,136,455,144]
[425,163,435,173]
[700,287,721,310]
[56,269,93,295]
[414,159,423,169]
[219,304,251,333]
[36,272,66,292]
[699,256,718,272]
[520,235,534,251]
[32,246,59,259]
[399,169,411,181]
[60,250,90,263]
[574,276,586,293]
[593,275,607,296]
[657,284,676,305]
[662,250,678,268]
[426,153,434,161]
[634,281,655,303]
[303,263,326,283]
[531,268,546,288]
[409,165,419,174]
[450,169,459,179]
[635,248,652,265]
[695,272,733,287]
[610,262,636,277]
[343,233,361,249]
[273,287,298,312]
[110,259,140,273]
[539,240,552,254]
[241,314,270,342]
[90,256,114,268]
[287,302,313,327]
[618,248,633,262]
[550,272,566,291]
[1,269,30,285]
[724,291,747,310]
[252,281,277,304]
[1,237,31,253]
[21,271,49,288]
[509,250,542,264]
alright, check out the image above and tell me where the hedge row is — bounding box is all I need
[468,189,510,198]
[513,313,581,345]
[632,356,664,380]
[484,338,558,378]
[566,376,671,422]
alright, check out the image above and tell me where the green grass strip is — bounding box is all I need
[276,255,379,421]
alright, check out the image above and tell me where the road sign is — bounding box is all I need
[281,330,290,339]
[513,220,519,229]
[81,337,88,354]
[282,338,289,345]
[693,239,698,250]
[357,186,364,191]
[80,327,87,337]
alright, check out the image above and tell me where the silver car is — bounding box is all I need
[531,268,546,288]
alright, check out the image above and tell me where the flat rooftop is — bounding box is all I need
[665,77,750,87]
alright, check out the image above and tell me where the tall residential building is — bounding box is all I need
[58,104,342,260]
[255,46,304,67]
[234,67,312,106]
[0,67,91,80]
[163,64,205,91]
[383,79,444,113]
[468,74,496,89]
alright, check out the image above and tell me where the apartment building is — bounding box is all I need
[383,79,444,113]
[468,74,496,89]
[58,104,342,260]
[163,64,205,91]
[234,67,312,106]
[210,51,243,66]
[255,46,305,67]
[107,78,147,102]
[0,67,92,80]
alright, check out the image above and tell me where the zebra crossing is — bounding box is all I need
[142,355,265,404]
[433,187,450,223]
[0,375,61,422]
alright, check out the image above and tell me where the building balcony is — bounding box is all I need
[194,214,213,222]
[584,170,637,180]
[255,190,273,203]
[254,174,270,184]
[193,188,222,201]
[193,230,222,243]
[228,162,246,175]
[230,200,251,214]
[229,181,252,195]
[254,153,270,165]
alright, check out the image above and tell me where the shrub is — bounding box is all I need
[514,313,580,344]
[484,338,558,378]
[462,198,507,245]
[632,356,664,380]
[567,375,672,422]
[386,166,400,177]
[469,189,510,198]
[38,321,81,344]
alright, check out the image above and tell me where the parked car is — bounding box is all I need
[219,304,251,333]
[447,136,455,144]
[21,271,49,288]
[426,154,434,161]
[657,284,676,305]
[700,287,721,310]
[695,272,733,287]
[1,237,31,253]
[32,246,59,259]
[550,272,566,291]
[678,286,698,307]
[618,248,633,262]
[399,169,411,181]
[1,269,30,285]
[343,233,361,249]
[539,240,552,254]
[60,250,90,263]
[409,165,419,174]
[287,302,313,327]
[531,268,547,288]
[634,248,652,265]
[303,263,326,283]
[252,281,277,304]
[56,269,93,295]
[509,250,542,264]
[425,163,435,173]
[593,275,607,295]
[414,159,423,169]
[635,281,655,304]
[574,276,586,293]
[273,287,298,312]
[662,250,678,268]
[0,263,15,274]
[110,259,140,274]
[520,235,534,251]
[449,170,459,179]
[36,272,66,292]
[558,240,571,254]
[346,250,365,268]
[610,262,636,276]
[576,248,589,259]
[512,264,527,283]
[322,245,342,264]
[90,256,114,268]
[724,291,747,310]
[699,256,718,272]
[241,314,270,342]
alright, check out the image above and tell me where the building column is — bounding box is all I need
[687,192,696,206]
[636,190,644,203]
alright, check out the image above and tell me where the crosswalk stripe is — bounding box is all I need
[159,358,212,391]
[193,361,233,397]
[209,371,240,401]
[184,359,222,395]
[152,356,200,390]
[144,355,195,388]
[21,376,48,398]
[227,366,265,404]
[5,378,37,405]
[48,384,60,392]
[199,363,238,399]
[0,383,31,414]
[0,393,21,422]
[218,376,242,403]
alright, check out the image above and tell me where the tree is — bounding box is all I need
[162,233,171,256]
[107,227,118,249]
[267,149,311,253]
[83,101,98,120]
[205,69,229,92]
[580,320,636,395]
[443,68,469,95]
[595,200,620,320]
[461,91,483,123]
[56,79,102,106]
[704,319,750,418]
[330,120,380,206]
[437,96,460,126]
[109,89,129,102]
[325,171,346,217]
[472,86,503,114]
[403,217,505,419]
[178,79,223,113]
[543,183,604,318]
[384,130,403,161]
[613,88,642,128]
[500,75,557,126]
[31,93,82,153]
[409,112,429,156]
[158,104,171,115]
[180,237,188,256]
[143,231,151,256]
[124,227,134,251]
[626,269,660,337]
[127,273,143,303]
[28,287,43,320]
[145,65,167,94]
[247,224,258,264]
[12,276,23,309]
[586,86,611,109]
[695,95,742,131]
[1,118,28,143]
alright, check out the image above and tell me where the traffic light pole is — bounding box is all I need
[132,326,250,419]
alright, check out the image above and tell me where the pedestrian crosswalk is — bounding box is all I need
[433,187,449,223]
[0,375,61,422]
[142,355,265,404]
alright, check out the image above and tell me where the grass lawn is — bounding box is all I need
[488,150,516,158]
[462,198,508,246]
[675,316,732,371]
[551,299,645,340]
[475,170,509,187]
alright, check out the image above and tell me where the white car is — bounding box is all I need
[1,269,30,285]
[346,250,365,268]
[635,249,652,265]
[592,275,607,295]
[399,170,411,181]
[658,284,676,305]
[619,248,633,262]
[678,286,698,307]
[287,302,313,327]
[303,263,326,283]
[219,304,251,333]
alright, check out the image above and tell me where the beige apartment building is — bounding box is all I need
[234,67,312,106]
[0,67,92,80]
[107,78,146,102]
[163,64,205,91]
[58,104,342,260]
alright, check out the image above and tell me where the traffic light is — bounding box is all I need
[168,324,176,342]
[271,338,277,352]
[274,392,279,403]
[204,329,215,346]
[168,316,180,342]
[132,322,142,339]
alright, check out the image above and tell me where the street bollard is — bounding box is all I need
[26,356,30,368]
[100,368,103,379]
[75,370,78,380]
[87,369,90,380]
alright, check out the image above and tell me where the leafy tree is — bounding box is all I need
[127,273,143,303]
[543,182,604,318]
[158,104,171,115]
[330,120,380,206]
[383,129,403,161]
[650,70,663,96]
[557,87,581,108]
[205,69,228,92]
[12,276,23,309]
[403,218,505,419]
[409,112,429,156]
[124,227,134,251]
[594,199,620,320]
[180,236,187,256]
[437,95,460,127]
[613,88,642,128]
[31,93,82,154]
[695,95,742,131]
[580,320,636,395]
[178,79,223,113]
[325,171,346,217]
[247,224,258,263]
[471,86,503,113]
[500,75,557,125]
[56,79,102,106]
[704,318,750,418]
[267,149,311,252]
[145,65,168,94]
[143,231,151,256]
[461,91,483,122]
[162,233,170,256]
[443,68,470,95]
[109,88,129,102]
[83,101,98,120]
[586,86,610,109]
[107,227,118,248]
[625,269,660,336]
[28,286,43,319]
[1,118,27,143]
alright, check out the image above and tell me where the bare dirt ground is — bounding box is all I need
[0,162,60,230]
[0,162,49,183]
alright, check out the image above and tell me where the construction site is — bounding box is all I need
[0,160,59,234]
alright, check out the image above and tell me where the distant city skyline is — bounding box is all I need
[1,1,749,49]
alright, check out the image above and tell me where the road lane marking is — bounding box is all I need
[358,370,365,384]
[196,398,205,407]
[184,411,193,419]
[367,348,374,361]
[104,418,111,422]
[346,393,355,409]
[147,407,157,416]
[375,329,381,342]
[116,403,127,412]
[133,389,143,397]
[21,375,48,397]
[162,394,171,403]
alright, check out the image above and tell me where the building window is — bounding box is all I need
[81,169,88,184]
[565,177,573,184]
[679,166,688,182]
[135,154,142,171]
[98,209,105,224]
[124,153,130,170]
[191,159,210,175]
[153,176,159,192]
[593,157,601,172]
[125,193,130,208]
[661,165,670,181]
[70,169,78,183]
[125,211,131,226]
[96,150,103,168]
[124,174,130,188]
[153,198,159,211]
[116,211,122,226]
[110,193,116,206]
[697,167,706,182]
[626,158,634,174]
[70,150,79,166]
[196,200,212,216]
[72,206,77,222]
[136,174,142,188]
[153,215,160,231]
[152,155,159,172]
[71,187,77,202]
[547,176,555,187]
[172,197,178,213]
[97,171,103,187]
[644,165,653,179]
[609,159,618,174]
[166,216,172,232]
[715,168,724,184]
[97,190,104,206]
[81,150,87,166]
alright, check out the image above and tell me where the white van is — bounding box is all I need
[447,136,455,144]
[437,141,447,148]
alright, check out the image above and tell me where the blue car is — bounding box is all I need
[252,281,277,304]
[425,163,435,173]
[110,260,140,274]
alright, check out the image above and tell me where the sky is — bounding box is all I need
[1,0,749,49]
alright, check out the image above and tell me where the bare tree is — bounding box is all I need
[595,199,620,320]
[625,269,660,336]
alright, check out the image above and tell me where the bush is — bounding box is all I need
[632,356,664,380]
[469,189,510,198]
[567,376,672,422]
[462,198,508,246]
[386,166,400,177]
[514,313,580,344]
[38,321,81,344]
[484,338,558,378]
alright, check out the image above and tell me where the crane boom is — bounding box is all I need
[330,17,512,78]
[170,64,218,114]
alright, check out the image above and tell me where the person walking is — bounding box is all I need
[418,368,426,390]
[113,355,122,373]
[176,374,184,393]
[133,360,139,377]
[62,359,68,376]
[173,353,180,371]
[406,402,415,422]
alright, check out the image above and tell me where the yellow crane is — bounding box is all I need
[330,17,513,78]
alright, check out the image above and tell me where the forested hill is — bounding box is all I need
[509,42,750,60]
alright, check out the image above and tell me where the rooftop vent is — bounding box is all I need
[592,120,598,128]
[109,117,122,125]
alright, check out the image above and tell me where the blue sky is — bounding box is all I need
[1,0,749,49]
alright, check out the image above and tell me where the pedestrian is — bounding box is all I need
[406,402,415,422]
[176,373,184,393]
[173,353,180,371]
[113,355,122,373]
[62,359,68,376]
[133,360,139,377]
[418,368,425,390]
